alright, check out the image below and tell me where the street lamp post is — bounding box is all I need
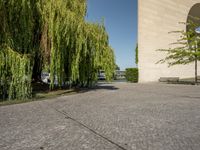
[195,26,200,84]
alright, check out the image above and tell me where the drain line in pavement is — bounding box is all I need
[54,109,127,150]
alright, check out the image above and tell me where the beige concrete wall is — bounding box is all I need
[138,0,200,82]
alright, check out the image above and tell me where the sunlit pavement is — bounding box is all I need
[1,82,200,150]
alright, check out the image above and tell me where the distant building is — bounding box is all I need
[138,1,200,82]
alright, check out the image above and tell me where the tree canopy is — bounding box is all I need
[0,0,115,100]
[157,20,200,83]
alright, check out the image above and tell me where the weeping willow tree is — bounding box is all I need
[39,0,115,88]
[0,47,33,100]
[0,0,41,100]
[78,22,115,86]
[0,0,115,100]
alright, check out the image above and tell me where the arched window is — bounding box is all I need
[187,3,200,33]
[186,3,200,44]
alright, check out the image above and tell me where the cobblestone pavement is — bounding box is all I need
[1,82,200,150]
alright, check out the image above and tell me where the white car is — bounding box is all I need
[98,70,106,80]
[41,72,50,84]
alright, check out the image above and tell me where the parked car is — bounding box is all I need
[41,72,50,84]
[98,70,106,80]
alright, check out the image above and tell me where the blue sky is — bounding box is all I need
[86,0,138,70]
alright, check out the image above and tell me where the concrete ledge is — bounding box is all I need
[159,77,179,82]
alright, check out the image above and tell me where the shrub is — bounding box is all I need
[125,68,138,83]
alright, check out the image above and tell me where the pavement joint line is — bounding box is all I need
[54,108,127,150]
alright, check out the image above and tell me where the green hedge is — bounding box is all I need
[125,68,138,83]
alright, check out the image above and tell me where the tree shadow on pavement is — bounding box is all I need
[77,84,119,93]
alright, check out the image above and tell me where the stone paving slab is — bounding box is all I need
[1,83,200,150]
[0,98,120,150]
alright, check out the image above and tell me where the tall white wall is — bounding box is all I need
[138,0,200,82]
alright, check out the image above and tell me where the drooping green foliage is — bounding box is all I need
[0,0,41,100]
[78,23,115,86]
[0,0,115,100]
[0,46,33,100]
[39,0,115,88]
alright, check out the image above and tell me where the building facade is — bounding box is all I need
[138,0,200,82]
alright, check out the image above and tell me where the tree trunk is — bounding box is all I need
[32,54,43,83]
[195,40,198,84]
[195,58,198,84]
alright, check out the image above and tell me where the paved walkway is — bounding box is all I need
[1,83,200,150]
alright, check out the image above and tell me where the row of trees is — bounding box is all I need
[0,0,115,100]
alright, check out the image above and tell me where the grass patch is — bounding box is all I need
[0,82,80,106]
